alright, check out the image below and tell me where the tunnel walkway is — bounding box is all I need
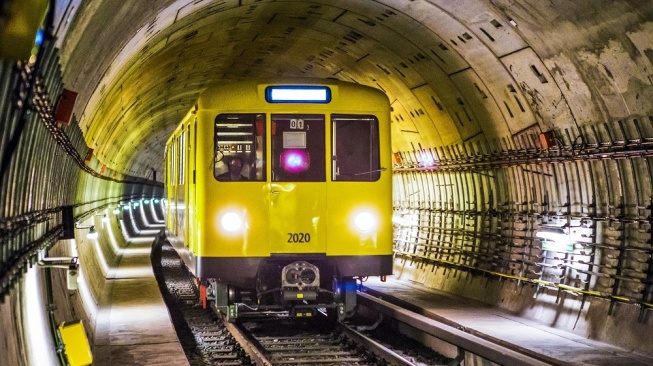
[92,230,188,366]
[363,277,653,366]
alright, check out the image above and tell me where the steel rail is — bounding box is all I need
[357,291,554,366]
[339,323,414,366]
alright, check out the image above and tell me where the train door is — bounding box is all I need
[170,137,178,236]
[213,114,269,257]
[269,114,327,254]
[327,114,391,256]
[187,119,197,252]
[176,127,186,239]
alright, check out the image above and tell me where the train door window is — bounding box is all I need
[214,114,266,181]
[179,127,185,185]
[271,114,325,182]
[331,115,380,181]
[170,139,176,186]
[186,126,191,182]
[193,118,197,184]
[164,150,168,186]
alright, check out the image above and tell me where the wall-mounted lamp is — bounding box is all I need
[418,149,437,168]
[75,222,99,240]
[86,226,98,240]
[535,225,574,253]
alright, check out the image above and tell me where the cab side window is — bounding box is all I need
[214,114,266,181]
[331,115,380,181]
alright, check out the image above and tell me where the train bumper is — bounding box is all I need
[197,254,393,288]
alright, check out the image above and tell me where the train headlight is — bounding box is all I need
[221,212,244,233]
[353,211,376,232]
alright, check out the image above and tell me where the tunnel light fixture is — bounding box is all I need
[86,226,98,240]
[143,199,150,204]
[76,221,99,239]
[265,85,331,103]
[154,199,160,204]
[419,151,437,167]
[536,226,574,253]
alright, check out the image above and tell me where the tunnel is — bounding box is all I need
[2,0,653,364]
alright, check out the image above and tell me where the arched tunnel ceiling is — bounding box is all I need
[57,0,653,179]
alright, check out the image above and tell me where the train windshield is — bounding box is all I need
[271,114,325,182]
[214,114,266,181]
[331,115,380,181]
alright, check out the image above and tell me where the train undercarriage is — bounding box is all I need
[202,260,358,322]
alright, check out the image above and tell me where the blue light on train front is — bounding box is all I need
[266,86,331,103]
[34,29,44,46]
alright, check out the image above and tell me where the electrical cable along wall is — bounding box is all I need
[0,31,162,301]
[393,118,653,320]
[0,42,76,299]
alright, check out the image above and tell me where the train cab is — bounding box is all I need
[165,79,393,320]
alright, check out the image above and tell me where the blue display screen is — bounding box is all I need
[265,86,331,103]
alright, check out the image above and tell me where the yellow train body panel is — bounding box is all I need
[165,78,392,296]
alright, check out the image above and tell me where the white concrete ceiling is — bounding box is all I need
[55,0,653,179]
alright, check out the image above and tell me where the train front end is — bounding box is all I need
[170,79,392,320]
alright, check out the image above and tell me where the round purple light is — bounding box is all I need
[281,150,310,173]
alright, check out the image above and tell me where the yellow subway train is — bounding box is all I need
[164,79,392,320]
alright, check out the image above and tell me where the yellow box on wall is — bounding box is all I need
[58,320,93,366]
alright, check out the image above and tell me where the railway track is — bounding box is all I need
[153,238,250,365]
[152,236,446,365]
[152,234,559,365]
[237,319,382,365]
